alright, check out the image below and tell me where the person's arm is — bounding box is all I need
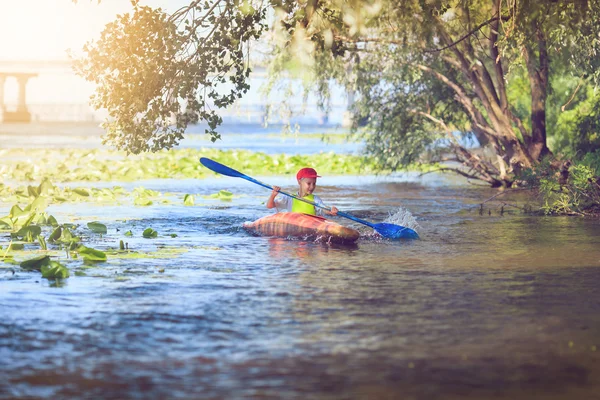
[266,186,280,209]
[314,195,338,216]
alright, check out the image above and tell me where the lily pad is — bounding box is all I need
[41,261,70,279]
[73,188,90,197]
[20,255,51,271]
[77,246,107,262]
[143,228,158,238]
[134,198,153,206]
[87,221,108,234]
[210,190,234,201]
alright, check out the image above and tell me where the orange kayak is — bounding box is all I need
[243,212,360,244]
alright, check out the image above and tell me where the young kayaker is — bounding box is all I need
[267,167,339,216]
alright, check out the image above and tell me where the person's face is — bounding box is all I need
[298,177,317,196]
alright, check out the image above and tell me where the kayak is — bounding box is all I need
[243,212,360,244]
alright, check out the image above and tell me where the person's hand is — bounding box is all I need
[272,186,281,195]
[329,206,338,216]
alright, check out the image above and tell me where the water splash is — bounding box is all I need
[384,207,421,233]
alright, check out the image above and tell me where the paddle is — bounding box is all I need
[199,157,419,239]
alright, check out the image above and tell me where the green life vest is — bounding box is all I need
[292,194,316,215]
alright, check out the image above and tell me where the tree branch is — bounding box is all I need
[419,167,492,182]
[409,108,501,181]
[424,14,511,53]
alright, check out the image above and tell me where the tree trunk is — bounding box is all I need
[525,23,551,161]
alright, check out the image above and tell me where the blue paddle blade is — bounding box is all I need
[373,223,419,239]
[200,157,245,178]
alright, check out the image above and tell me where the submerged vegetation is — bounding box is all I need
[0,186,197,281]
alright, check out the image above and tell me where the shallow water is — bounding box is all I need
[2,128,600,399]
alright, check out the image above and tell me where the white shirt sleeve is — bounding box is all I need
[274,195,292,212]
[312,194,326,216]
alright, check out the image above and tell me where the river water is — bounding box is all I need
[1,124,600,399]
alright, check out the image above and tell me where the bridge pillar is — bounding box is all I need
[0,72,37,123]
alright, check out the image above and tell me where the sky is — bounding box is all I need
[0,1,348,121]
[0,0,186,105]
[0,0,187,60]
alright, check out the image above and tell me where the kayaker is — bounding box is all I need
[267,167,339,216]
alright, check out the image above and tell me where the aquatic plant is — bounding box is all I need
[0,148,425,184]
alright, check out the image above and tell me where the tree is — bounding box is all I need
[73,0,267,153]
[272,0,600,187]
[76,0,600,187]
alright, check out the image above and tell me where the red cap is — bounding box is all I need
[296,167,321,180]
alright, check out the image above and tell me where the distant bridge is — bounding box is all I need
[0,59,353,126]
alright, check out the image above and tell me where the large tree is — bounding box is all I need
[76,0,600,187]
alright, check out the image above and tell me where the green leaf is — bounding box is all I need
[0,217,11,229]
[47,215,59,227]
[38,179,55,195]
[142,228,158,238]
[15,225,42,239]
[20,255,51,271]
[41,261,70,279]
[87,221,108,234]
[59,227,74,243]
[73,188,90,196]
[27,185,40,198]
[209,189,234,201]
[183,194,195,206]
[32,212,48,225]
[9,204,26,218]
[77,245,107,262]
[49,226,62,242]
[38,235,47,251]
[134,197,153,206]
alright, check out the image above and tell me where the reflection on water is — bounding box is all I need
[1,130,600,399]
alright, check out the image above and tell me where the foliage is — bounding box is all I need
[75,0,600,188]
[20,255,52,271]
[580,150,600,176]
[302,0,600,186]
[0,185,199,279]
[183,194,195,206]
[73,0,268,153]
[206,190,234,201]
[518,157,600,215]
[142,228,158,238]
[0,147,427,187]
[77,246,108,262]
[550,84,600,156]
[41,261,70,280]
[87,221,108,234]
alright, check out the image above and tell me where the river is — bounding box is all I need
[1,123,600,399]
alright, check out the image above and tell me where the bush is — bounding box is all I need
[518,156,600,215]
